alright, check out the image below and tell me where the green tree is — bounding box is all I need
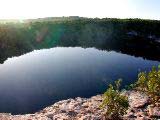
[101,79,129,119]
[135,66,160,105]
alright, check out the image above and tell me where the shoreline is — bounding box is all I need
[0,91,159,120]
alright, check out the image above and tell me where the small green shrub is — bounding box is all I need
[101,79,129,119]
[135,66,160,105]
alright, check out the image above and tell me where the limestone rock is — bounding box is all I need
[128,91,149,108]
[0,91,158,120]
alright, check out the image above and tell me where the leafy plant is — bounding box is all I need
[135,66,160,105]
[101,79,129,119]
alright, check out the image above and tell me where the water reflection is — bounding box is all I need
[0,47,159,114]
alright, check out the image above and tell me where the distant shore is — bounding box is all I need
[0,90,159,120]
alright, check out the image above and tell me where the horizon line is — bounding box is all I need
[0,16,159,22]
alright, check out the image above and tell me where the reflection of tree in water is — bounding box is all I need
[0,17,160,63]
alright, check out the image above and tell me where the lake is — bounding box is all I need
[0,47,159,114]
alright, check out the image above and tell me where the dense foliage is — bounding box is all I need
[0,17,160,62]
[101,79,129,119]
[101,66,160,119]
[135,66,160,105]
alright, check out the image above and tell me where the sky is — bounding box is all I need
[0,0,159,20]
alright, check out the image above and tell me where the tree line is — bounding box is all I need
[0,17,160,62]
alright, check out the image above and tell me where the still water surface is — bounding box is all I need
[0,47,159,114]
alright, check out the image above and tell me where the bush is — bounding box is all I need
[135,66,160,105]
[101,79,129,119]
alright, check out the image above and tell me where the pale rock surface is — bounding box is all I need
[0,91,159,120]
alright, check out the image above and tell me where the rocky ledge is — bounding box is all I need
[0,91,160,120]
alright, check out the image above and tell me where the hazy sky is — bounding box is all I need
[0,0,159,20]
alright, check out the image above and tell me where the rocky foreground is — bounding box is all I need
[0,91,160,120]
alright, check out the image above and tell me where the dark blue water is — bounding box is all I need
[0,47,159,114]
